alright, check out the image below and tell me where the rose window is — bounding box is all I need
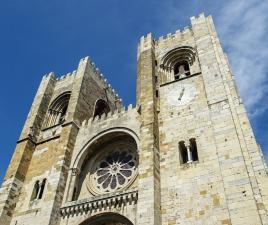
[88,143,138,195]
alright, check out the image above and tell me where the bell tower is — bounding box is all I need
[0,57,121,225]
[1,12,268,225]
[153,13,268,225]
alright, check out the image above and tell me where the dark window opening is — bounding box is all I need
[156,90,159,98]
[38,179,46,199]
[179,138,198,164]
[179,141,188,164]
[71,187,77,201]
[44,92,71,128]
[93,99,110,118]
[31,181,40,201]
[59,105,68,124]
[155,76,158,84]
[174,61,190,80]
[189,138,198,162]
[31,179,46,201]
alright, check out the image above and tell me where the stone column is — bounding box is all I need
[65,168,80,202]
[136,33,161,225]
[186,145,193,163]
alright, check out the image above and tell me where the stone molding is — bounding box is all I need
[60,189,138,217]
[159,72,201,87]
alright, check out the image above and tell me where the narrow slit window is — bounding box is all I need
[38,179,46,199]
[189,138,198,162]
[179,141,188,164]
[30,181,40,201]
[155,76,158,84]
[71,187,77,201]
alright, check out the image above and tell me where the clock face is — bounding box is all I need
[167,83,197,106]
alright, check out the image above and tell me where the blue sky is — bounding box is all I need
[0,0,268,183]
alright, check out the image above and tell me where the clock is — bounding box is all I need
[167,83,197,106]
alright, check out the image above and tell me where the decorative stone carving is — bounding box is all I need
[86,142,138,195]
[70,168,80,176]
[60,190,138,217]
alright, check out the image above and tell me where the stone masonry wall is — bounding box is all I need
[1,13,268,225]
[1,56,124,225]
[59,105,140,225]
[157,13,268,225]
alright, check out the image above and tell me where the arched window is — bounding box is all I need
[38,179,46,199]
[179,141,188,164]
[30,179,46,201]
[71,187,77,201]
[30,181,40,201]
[174,61,190,80]
[74,132,138,199]
[179,138,198,164]
[93,99,110,119]
[43,92,71,128]
[189,138,198,162]
[160,46,196,83]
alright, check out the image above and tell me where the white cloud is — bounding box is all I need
[159,0,268,117]
[216,0,268,117]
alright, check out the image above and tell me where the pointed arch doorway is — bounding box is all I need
[79,213,134,225]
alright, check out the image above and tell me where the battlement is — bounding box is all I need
[42,72,56,81]
[81,104,138,129]
[41,57,122,104]
[156,26,192,46]
[80,56,122,104]
[56,70,77,82]
[137,33,155,57]
[137,13,209,49]
[41,70,77,84]
[190,12,206,22]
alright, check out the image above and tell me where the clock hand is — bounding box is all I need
[178,87,185,100]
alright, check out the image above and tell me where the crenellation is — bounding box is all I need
[55,71,76,85]
[190,15,196,20]
[190,12,206,22]
[80,104,138,129]
[182,26,191,34]
[79,56,90,65]
[85,59,122,102]
[138,33,155,57]
[158,36,164,41]
[128,104,133,110]
[155,26,194,49]
[42,72,56,81]
[1,13,268,225]
[175,29,181,34]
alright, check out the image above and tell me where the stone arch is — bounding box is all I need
[66,128,139,201]
[158,46,198,83]
[43,91,71,128]
[73,128,140,169]
[79,212,134,225]
[93,99,110,119]
[160,46,196,70]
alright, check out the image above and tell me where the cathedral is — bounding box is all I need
[1,13,268,225]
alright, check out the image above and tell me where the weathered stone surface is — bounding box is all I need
[1,13,268,225]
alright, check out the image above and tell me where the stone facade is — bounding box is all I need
[1,13,268,225]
